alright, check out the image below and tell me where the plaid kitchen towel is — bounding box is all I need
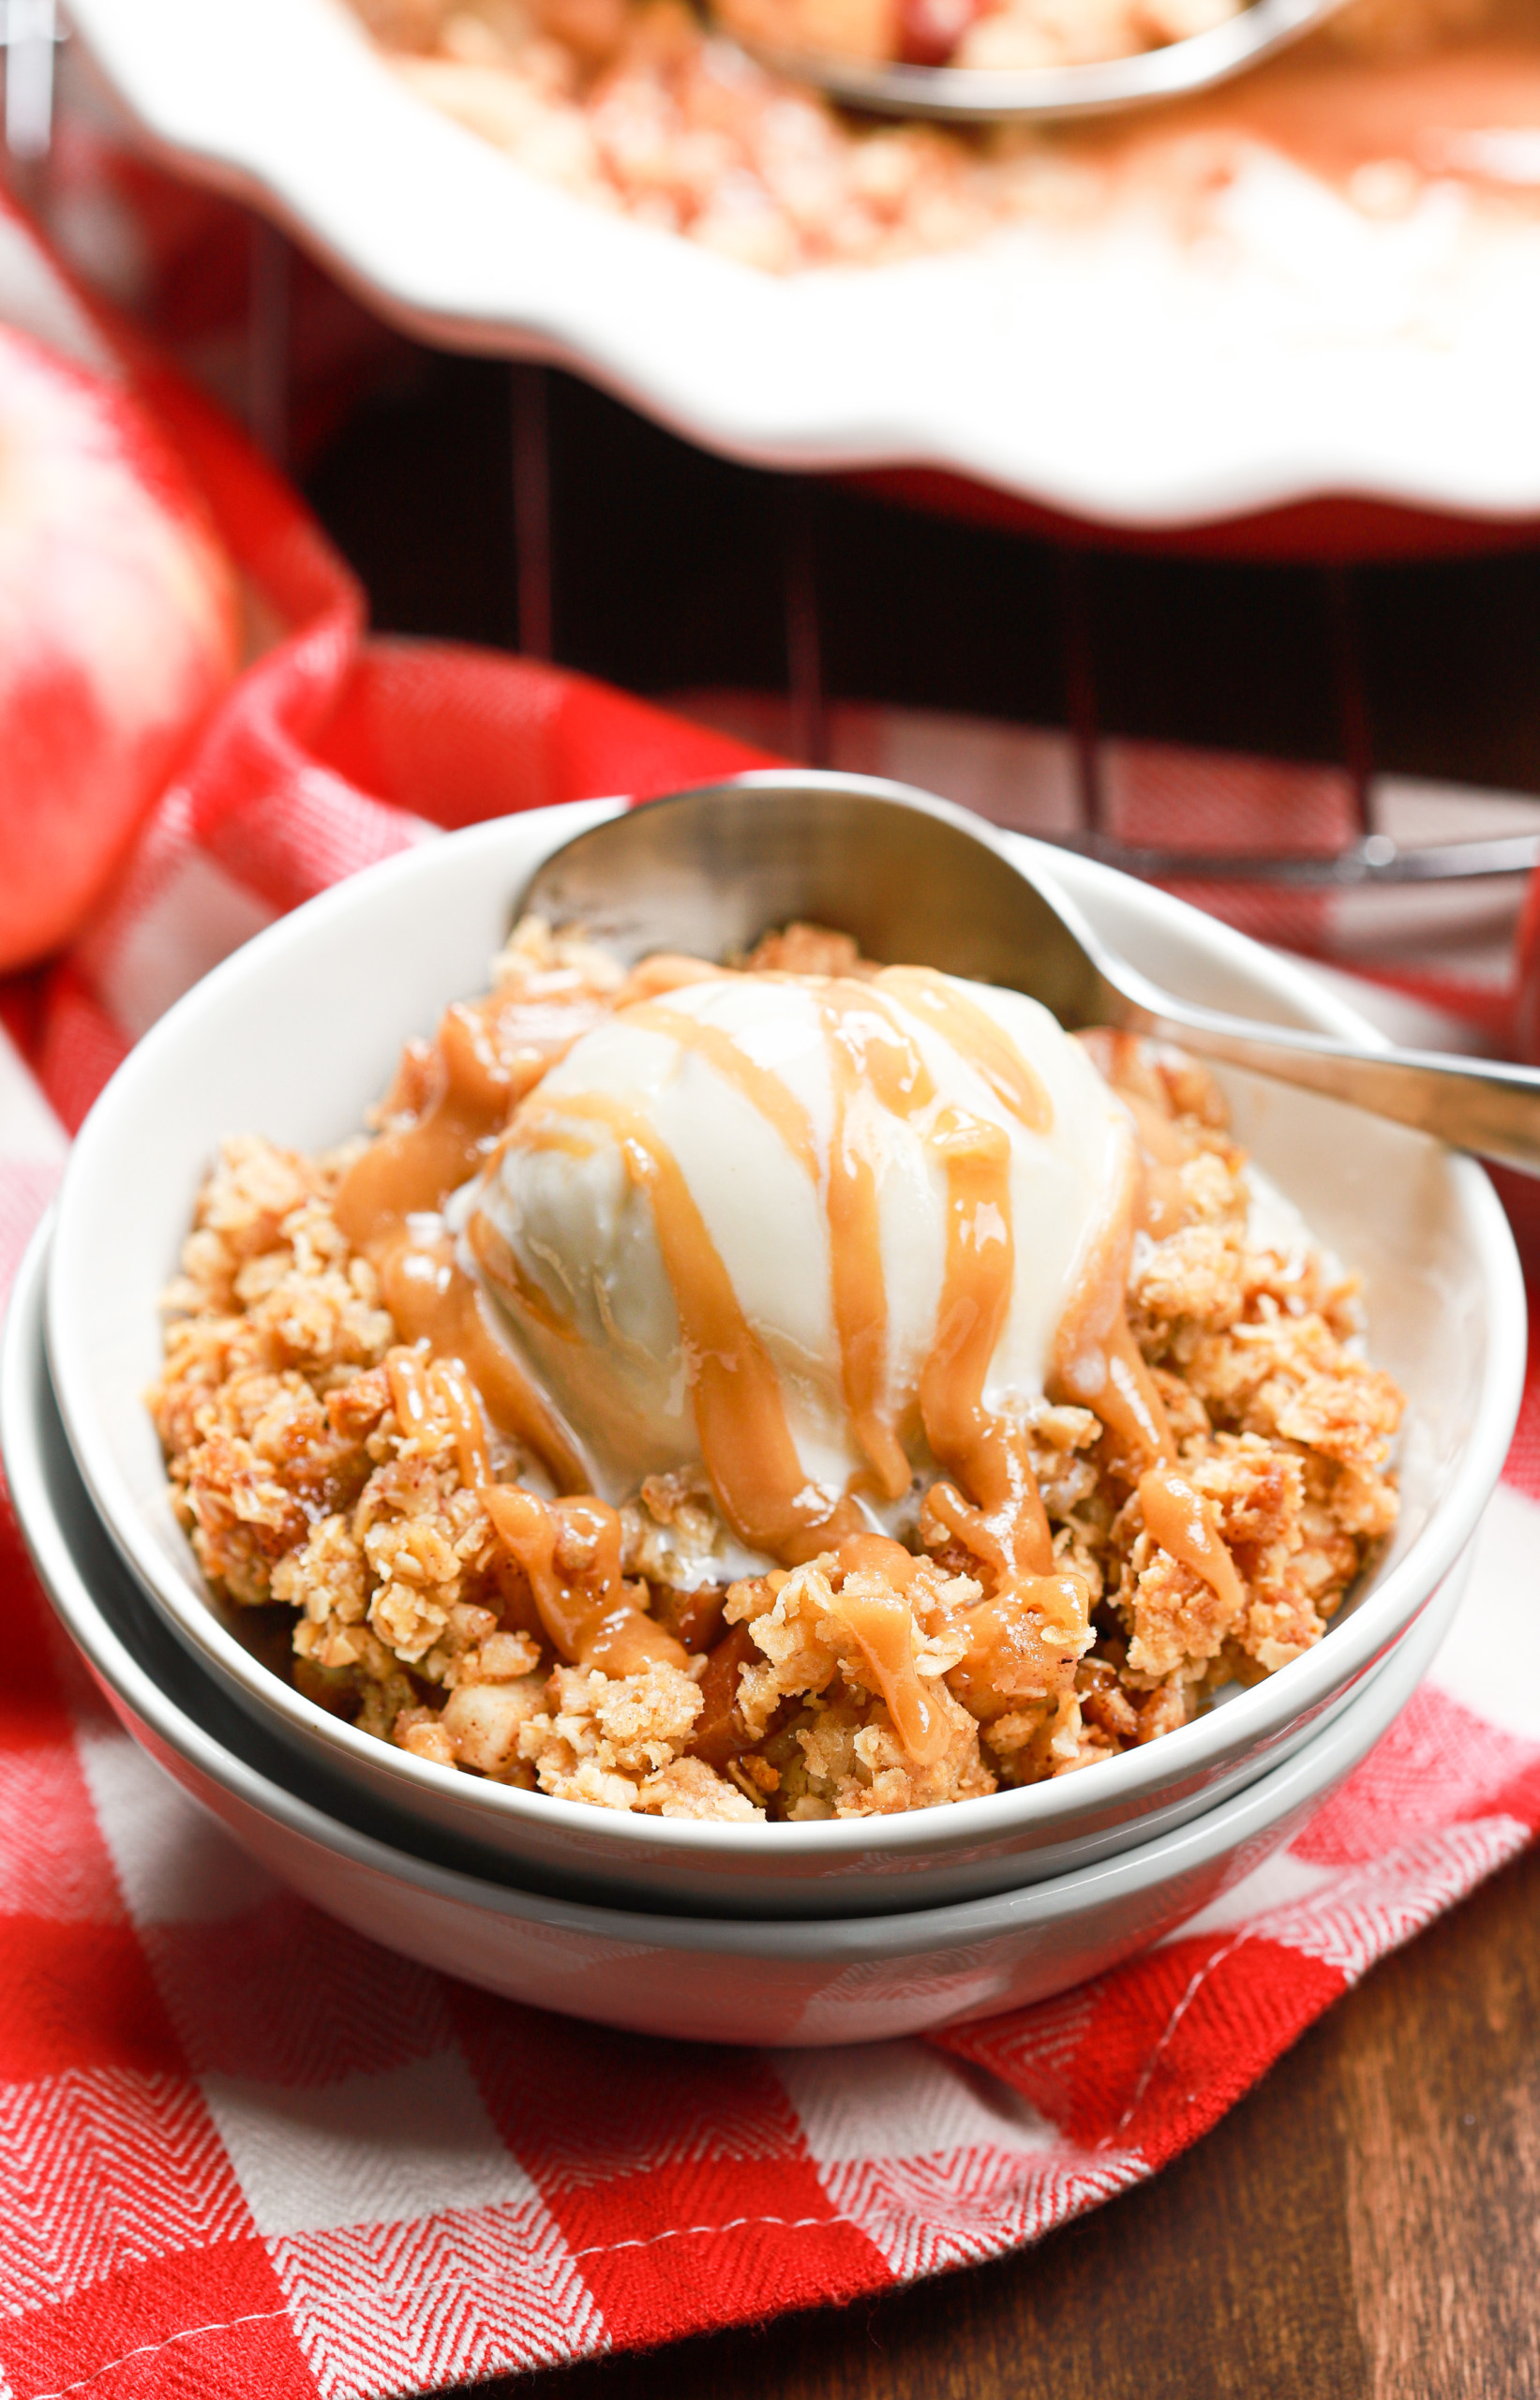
[2,183,1540,2400]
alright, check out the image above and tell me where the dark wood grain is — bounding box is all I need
[455,1842,1540,2400]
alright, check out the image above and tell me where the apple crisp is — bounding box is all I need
[347,0,1518,274]
[150,916,1402,1824]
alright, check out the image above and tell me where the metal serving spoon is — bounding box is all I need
[516,769,1540,1175]
[724,0,1346,121]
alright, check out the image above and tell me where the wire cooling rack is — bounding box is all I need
[494,366,1540,893]
[512,362,1540,892]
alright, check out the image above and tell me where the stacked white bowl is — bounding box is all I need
[6,794,1524,2046]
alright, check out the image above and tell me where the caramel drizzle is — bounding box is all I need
[624,986,910,1499]
[1137,1465,1246,1619]
[824,1537,949,1767]
[467,1205,582,1344]
[1112,1083,1190,1239]
[622,1002,819,1177]
[431,1357,494,1492]
[483,1486,688,1674]
[375,1222,588,1492]
[919,1105,1056,1580]
[335,989,599,1492]
[511,1089,864,1563]
[386,1348,492,1490]
[875,968,1054,1133]
[1056,1035,1248,1612]
[816,972,1052,1509]
[1049,1120,1175,1464]
[1078,1027,1197,1237]
[912,1096,1097,1718]
[337,992,600,1238]
[816,982,932,1503]
[355,1047,681,1674]
[336,1005,504,1240]
[944,1581,1092,1726]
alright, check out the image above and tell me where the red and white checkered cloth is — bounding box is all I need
[3,184,1540,2400]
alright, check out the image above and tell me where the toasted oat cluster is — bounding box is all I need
[150,930,1403,1826]
[348,0,1517,275]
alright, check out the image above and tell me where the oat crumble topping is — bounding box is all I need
[150,922,1402,1823]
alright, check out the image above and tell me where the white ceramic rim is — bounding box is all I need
[43,799,1528,1874]
[64,0,1540,530]
[7,1213,1468,1957]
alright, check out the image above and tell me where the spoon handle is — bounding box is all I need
[1122,998,1540,1177]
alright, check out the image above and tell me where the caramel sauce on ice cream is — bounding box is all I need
[474,967,1137,1562]
[335,981,602,1490]
[331,938,1249,1764]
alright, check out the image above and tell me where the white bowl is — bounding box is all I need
[67,0,1540,531]
[44,793,1525,1916]
[6,1220,1469,2046]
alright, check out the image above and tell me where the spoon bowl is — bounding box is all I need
[517,771,1540,1176]
[722,0,1347,120]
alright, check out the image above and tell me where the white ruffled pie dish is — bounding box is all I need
[66,0,1540,531]
[6,1219,1471,2046]
[43,797,1524,1917]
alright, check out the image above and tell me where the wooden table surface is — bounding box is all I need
[305,351,1540,2400]
[459,1839,1540,2400]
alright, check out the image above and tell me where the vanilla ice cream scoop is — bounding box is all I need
[467,965,1138,1567]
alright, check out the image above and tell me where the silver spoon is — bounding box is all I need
[723,0,1347,122]
[516,769,1540,1176]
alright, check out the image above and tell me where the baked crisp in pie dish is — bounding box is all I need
[150,918,1404,1824]
[348,0,1513,273]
